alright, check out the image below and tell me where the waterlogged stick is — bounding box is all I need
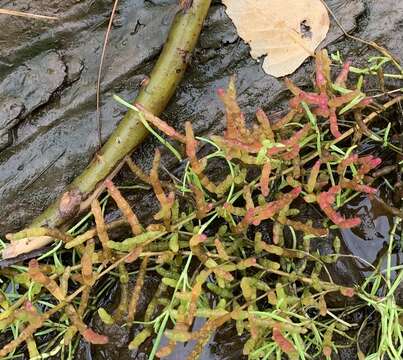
[2,0,213,259]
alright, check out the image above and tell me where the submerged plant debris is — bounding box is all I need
[0,50,402,360]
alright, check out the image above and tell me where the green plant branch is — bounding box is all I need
[2,0,212,259]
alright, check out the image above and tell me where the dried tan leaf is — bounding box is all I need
[222,0,330,77]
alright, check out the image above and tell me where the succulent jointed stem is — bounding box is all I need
[2,0,212,259]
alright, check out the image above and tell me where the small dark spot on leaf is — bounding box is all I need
[300,20,312,39]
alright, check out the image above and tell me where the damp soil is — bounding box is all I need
[0,0,402,359]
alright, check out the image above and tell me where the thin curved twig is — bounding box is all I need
[320,0,402,73]
[96,0,120,148]
[0,8,57,20]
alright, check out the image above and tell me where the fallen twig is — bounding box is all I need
[1,0,212,260]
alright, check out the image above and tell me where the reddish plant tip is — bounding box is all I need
[360,97,374,106]
[246,257,257,266]
[368,157,382,168]
[357,155,382,176]
[249,187,301,226]
[337,154,359,173]
[341,180,378,195]
[317,186,361,229]
[329,185,341,194]
[260,162,271,197]
[357,184,377,194]
[358,97,373,107]
[323,346,332,357]
[216,88,225,97]
[366,187,378,194]
[329,108,342,138]
[338,217,361,228]
[104,179,113,188]
[335,60,351,86]
[284,78,302,96]
[222,138,262,153]
[340,287,356,298]
[281,123,311,147]
[245,208,254,219]
[24,301,35,311]
[358,154,379,164]
[124,247,143,264]
[83,329,109,345]
[206,204,214,211]
[291,186,302,197]
[289,96,301,109]
[298,92,328,108]
[272,324,296,354]
[190,233,207,247]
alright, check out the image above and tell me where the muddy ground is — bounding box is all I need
[0,0,402,359]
